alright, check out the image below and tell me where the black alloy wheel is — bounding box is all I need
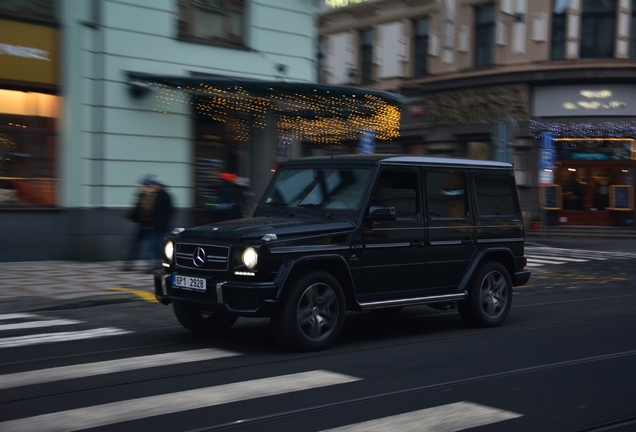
[271,271,346,351]
[458,261,512,327]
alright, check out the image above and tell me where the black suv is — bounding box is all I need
[155,155,530,351]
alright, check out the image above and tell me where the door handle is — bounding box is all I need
[410,241,426,247]
[461,238,475,245]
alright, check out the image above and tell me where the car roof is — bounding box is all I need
[281,154,513,169]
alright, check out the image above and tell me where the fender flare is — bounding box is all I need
[458,246,516,292]
[272,254,355,300]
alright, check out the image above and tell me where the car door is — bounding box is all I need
[425,168,475,291]
[359,167,426,301]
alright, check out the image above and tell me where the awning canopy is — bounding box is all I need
[128,72,404,143]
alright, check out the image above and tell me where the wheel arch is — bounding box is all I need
[273,254,356,310]
[459,247,517,292]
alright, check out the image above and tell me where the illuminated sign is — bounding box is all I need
[532,85,636,117]
[0,18,58,85]
[0,43,50,61]
[325,0,368,8]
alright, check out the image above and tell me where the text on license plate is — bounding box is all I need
[173,275,206,291]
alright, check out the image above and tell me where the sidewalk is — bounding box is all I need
[0,260,157,312]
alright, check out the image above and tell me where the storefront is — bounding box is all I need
[0,18,60,207]
[532,85,636,227]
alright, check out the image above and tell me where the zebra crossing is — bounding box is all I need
[525,246,636,267]
[0,312,131,349]
[0,313,524,431]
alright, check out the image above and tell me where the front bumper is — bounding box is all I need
[154,271,279,317]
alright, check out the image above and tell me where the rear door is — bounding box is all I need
[425,168,475,291]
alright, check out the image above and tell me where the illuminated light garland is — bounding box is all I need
[153,83,401,143]
[530,119,636,141]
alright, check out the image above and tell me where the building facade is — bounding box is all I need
[0,0,319,261]
[318,0,636,227]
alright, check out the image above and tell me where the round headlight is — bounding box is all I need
[164,241,174,261]
[242,247,258,269]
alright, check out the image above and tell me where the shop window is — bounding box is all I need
[360,28,374,84]
[580,0,616,59]
[178,0,245,47]
[413,18,429,77]
[0,90,59,206]
[551,0,567,60]
[475,3,495,68]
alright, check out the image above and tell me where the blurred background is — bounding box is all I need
[1,0,635,261]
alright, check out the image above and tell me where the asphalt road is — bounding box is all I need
[1,240,635,432]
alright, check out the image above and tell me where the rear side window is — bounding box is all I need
[474,175,516,216]
[426,170,467,219]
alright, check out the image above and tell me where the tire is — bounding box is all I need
[173,301,238,335]
[271,271,346,351]
[458,261,512,327]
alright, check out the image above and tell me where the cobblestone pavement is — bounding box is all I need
[0,260,155,301]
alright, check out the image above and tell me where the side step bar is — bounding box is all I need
[359,292,467,311]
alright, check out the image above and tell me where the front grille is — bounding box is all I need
[175,242,230,271]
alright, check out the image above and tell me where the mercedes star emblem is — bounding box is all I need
[193,247,206,267]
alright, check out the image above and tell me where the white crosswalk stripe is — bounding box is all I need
[525,246,636,267]
[0,348,241,389]
[0,370,361,432]
[0,313,132,348]
[321,401,522,431]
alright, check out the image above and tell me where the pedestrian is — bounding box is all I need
[122,174,174,272]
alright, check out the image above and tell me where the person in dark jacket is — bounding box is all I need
[122,175,173,272]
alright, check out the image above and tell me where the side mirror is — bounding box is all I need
[366,204,396,221]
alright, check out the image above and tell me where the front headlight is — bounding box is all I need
[164,241,174,261]
[241,247,258,269]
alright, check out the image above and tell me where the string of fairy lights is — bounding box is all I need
[530,119,636,140]
[153,83,401,144]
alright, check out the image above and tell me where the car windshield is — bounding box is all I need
[262,167,371,212]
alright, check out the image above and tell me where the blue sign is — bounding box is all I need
[539,148,556,171]
[359,129,375,154]
[540,132,554,149]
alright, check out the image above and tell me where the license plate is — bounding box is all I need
[172,275,206,291]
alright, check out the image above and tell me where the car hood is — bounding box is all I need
[178,216,356,241]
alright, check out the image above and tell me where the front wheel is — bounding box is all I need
[271,271,346,351]
[173,301,237,335]
[458,261,512,327]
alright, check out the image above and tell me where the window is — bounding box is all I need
[264,168,372,211]
[0,0,58,24]
[360,28,374,84]
[0,90,60,206]
[580,0,616,58]
[474,176,516,216]
[372,170,419,218]
[475,3,495,68]
[413,18,429,77]
[631,0,636,58]
[551,0,567,60]
[178,0,245,47]
[427,170,466,219]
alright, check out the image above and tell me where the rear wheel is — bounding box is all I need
[271,271,345,351]
[173,301,237,335]
[458,261,512,327]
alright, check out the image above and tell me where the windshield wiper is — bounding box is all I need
[265,202,295,217]
[298,204,334,220]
